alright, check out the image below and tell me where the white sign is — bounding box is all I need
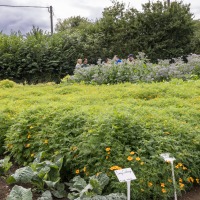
[160,153,176,162]
[114,168,136,182]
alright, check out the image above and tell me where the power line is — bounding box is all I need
[0,4,53,35]
[0,5,48,8]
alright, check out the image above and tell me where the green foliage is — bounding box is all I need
[0,111,14,155]
[191,20,200,54]
[6,185,33,200]
[7,153,67,198]
[0,80,16,88]
[67,173,125,200]
[55,16,92,32]
[82,193,126,200]
[37,191,53,200]
[7,166,34,184]
[0,156,12,176]
[135,1,194,62]
[0,28,72,84]
[2,81,200,199]
[69,53,200,85]
[0,1,197,84]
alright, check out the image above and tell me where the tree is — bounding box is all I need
[55,16,92,32]
[134,1,195,61]
[191,20,200,54]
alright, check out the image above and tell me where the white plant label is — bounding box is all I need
[114,168,136,182]
[160,153,176,162]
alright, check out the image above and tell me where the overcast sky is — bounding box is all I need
[0,0,200,34]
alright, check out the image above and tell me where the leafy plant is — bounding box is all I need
[7,152,67,198]
[37,190,53,200]
[0,156,12,176]
[6,185,33,200]
[67,173,126,200]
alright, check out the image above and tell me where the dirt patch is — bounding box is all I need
[178,186,200,200]
[0,177,11,200]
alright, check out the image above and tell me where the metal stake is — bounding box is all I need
[127,180,131,200]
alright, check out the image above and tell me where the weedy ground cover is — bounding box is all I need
[0,79,200,199]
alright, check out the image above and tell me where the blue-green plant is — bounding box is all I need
[7,152,67,198]
[67,173,126,200]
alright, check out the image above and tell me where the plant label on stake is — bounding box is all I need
[160,153,177,200]
[114,168,136,200]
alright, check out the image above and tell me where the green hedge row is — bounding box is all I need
[0,29,80,84]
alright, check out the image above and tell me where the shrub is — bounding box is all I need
[0,79,17,88]
[68,54,200,85]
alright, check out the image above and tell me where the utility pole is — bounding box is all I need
[49,6,53,35]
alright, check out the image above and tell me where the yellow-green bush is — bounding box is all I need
[1,80,200,199]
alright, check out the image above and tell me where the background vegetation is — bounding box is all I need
[0,0,200,84]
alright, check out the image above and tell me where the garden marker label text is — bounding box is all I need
[114,168,136,182]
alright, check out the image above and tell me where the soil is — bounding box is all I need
[178,186,200,200]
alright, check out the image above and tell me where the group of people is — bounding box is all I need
[75,54,134,69]
[75,58,89,68]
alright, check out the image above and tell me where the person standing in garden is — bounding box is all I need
[127,54,134,64]
[82,58,88,68]
[113,55,122,64]
[75,59,82,68]
[103,58,112,66]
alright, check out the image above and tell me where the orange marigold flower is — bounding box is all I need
[105,147,111,152]
[106,156,109,159]
[29,126,34,129]
[175,165,179,169]
[196,179,199,184]
[72,146,77,151]
[110,166,122,170]
[96,172,102,176]
[161,183,165,188]
[27,134,31,139]
[136,157,141,161]
[83,166,86,172]
[130,151,135,155]
[148,182,153,187]
[178,163,183,167]
[31,153,35,157]
[187,177,194,183]
[162,188,167,193]
[26,144,30,148]
[127,156,133,161]
[75,169,80,174]
[44,139,48,144]
[107,151,111,155]
[182,166,187,170]
[179,183,184,189]
[140,162,144,165]
[7,144,13,148]
[179,178,183,183]
[168,179,172,183]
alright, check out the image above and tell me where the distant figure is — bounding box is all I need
[75,59,82,68]
[113,55,122,64]
[82,58,88,68]
[127,54,134,64]
[104,58,112,66]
